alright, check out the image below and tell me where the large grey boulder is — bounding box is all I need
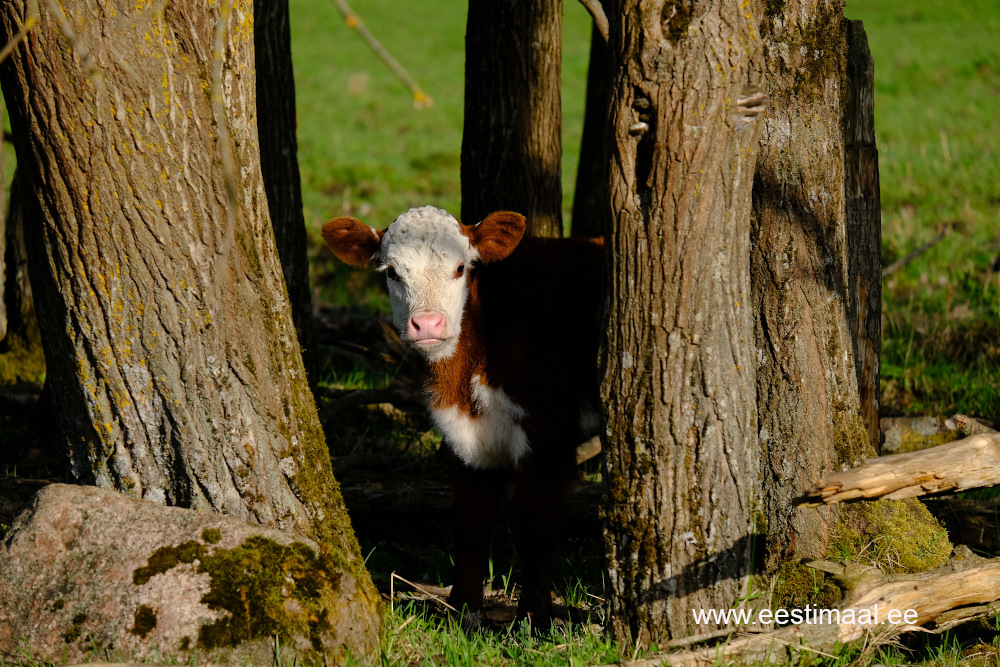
[0,484,379,664]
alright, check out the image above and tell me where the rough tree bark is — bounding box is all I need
[0,0,379,654]
[752,1,879,571]
[462,0,563,237]
[570,1,610,239]
[601,0,766,646]
[253,0,317,386]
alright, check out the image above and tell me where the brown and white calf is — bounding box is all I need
[322,205,603,630]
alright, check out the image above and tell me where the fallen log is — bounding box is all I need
[797,431,1000,507]
[610,548,1000,667]
[954,413,998,437]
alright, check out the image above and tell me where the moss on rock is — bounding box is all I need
[132,534,347,655]
[828,499,952,573]
[196,536,340,652]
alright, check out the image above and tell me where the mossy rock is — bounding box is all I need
[828,498,952,573]
[0,484,381,665]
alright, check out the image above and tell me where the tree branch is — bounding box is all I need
[577,0,609,43]
[331,0,433,109]
[882,224,952,278]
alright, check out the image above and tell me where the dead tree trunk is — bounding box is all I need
[570,2,610,239]
[0,0,379,652]
[253,0,317,386]
[601,0,766,646]
[752,0,879,571]
[844,20,882,454]
[461,0,563,237]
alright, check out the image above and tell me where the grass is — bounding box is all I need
[289,0,593,232]
[371,600,623,667]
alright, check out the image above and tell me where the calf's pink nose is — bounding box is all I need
[409,312,446,341]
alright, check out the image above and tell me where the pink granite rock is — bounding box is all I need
[0,484,379,664]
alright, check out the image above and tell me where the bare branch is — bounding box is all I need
[578,0,609,43]
[331,0,433,109]
[882,224,952,278]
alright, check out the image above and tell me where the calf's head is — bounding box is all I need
[322,206,526,362]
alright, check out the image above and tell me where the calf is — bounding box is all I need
[322,206,604,630]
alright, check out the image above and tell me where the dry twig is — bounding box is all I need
[882,224,952,278]
[331,0,433,109]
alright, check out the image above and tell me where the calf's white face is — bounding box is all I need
[322,206,527,364]
[380,207,476,362]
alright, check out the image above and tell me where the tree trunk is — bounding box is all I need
[0,0,379,653]
[844,20,881,454]
[0,169,50,469]
[1,168,40,353]
[0,98,5,343]
[461,0,563,237]
[601,0,765,646]
[752,0,878,572]
[253,0,317,387]
[570,7,610,239]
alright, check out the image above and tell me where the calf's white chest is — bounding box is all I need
[431,375,530,469]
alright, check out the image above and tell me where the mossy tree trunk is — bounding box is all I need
[0,0,380,650]
[253,0,317,387]
[752,0,880,571]
[570,1,610,239]
[461,0,563,237]
[600,0,765,646]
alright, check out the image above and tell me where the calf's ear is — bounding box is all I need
[322,217,383,268]
[470,211,526,264]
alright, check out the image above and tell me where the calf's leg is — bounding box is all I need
[510,451,576,631]
[449,460,504,631]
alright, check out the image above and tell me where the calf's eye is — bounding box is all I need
[386,266,400,281]
[455,264,465,278]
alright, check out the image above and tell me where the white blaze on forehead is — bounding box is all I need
[379,206,477,361]
[380,206,477,272]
